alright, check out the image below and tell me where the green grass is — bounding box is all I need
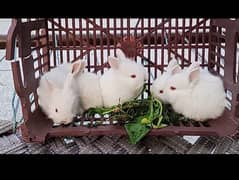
[84,86,190,144]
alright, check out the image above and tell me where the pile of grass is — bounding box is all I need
[84,85,190,144]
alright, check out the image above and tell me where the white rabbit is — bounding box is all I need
[37,60,85,125]
[42,63,72,88]
[165,62,226,122]
[100,49,147,107]
[151,58,182,103]
[75,68,103,113]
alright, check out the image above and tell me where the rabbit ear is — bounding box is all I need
[167,59,181,75]
[44,77,56,92]
[167,59,178,71]
[144,71,148,81]
[71,60,86,76]
[64,60,86,90]
[108,56,119,69]
[171,65,182,75]
[188,63,200,83]
[116,49,126,60]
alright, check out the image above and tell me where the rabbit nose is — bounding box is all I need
[159,90,164,94]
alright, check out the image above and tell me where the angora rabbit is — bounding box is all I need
[165,62,226,122]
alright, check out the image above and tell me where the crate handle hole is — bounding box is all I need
[201,121,210,127]
[181,121,190,127]
[191,121,201,127]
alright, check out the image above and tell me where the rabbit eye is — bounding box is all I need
[170,86,176,90]
[130,74,136,78]
[55,108,58,113]
[159,90,164,94]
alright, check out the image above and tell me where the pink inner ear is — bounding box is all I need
[108,57,119,69]
[171,65,181,75]
[71,61,85,76]
[72,62,80,74]
[189,68,200,82]
[116,49,126,60]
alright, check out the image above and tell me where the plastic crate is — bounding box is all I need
[5,18,239,143]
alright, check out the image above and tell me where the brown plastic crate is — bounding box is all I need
[5,18,239,143]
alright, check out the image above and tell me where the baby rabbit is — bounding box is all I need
[75,65,103,113]
[100,49,147,107]
[151,58,182,103]
[37,61,85,125]
[165,62,226,122]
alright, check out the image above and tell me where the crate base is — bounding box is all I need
[20,109,238,143]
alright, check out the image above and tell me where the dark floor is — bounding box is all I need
[0,120,238,154]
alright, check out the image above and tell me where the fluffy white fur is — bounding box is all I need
[76,71,103,113]
[42,63,72,88]
[100,49,147,107]
[37,61,84,125]
[151,58,182,103]
[165,62,226,122]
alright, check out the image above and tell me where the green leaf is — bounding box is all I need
[124,123,150,145]
[141,117,151,124]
